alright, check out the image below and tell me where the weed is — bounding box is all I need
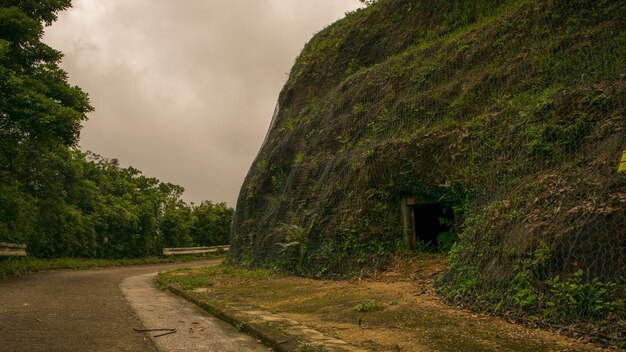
[543,271,624,320]
[275,223,309,274]
[293,152,305,165]
[295,341,326,352]
[436,216,456,252]
[263,321,289,336]
[353,299,385,312]
[329,330,341,339]
[0,256,212,280]
[510,269,537,313]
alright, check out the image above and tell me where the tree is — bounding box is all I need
[358,0,377,6]
[190,201,234,246]
[161,200,193,248]
[0,1,92,154]
[0,0,92,247]
[0,1,227,259]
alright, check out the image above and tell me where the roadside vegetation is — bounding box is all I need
[0,2,232,259]
[0,254,224,280]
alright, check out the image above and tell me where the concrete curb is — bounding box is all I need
[156,276,300,351]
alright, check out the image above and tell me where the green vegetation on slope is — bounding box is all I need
[229,0,625,341]
[0,1,232,258]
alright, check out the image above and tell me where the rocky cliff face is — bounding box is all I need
[229,0,624,337]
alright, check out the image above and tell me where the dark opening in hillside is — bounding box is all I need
[412,203,454,250]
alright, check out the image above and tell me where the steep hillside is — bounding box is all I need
[229,0,625,339]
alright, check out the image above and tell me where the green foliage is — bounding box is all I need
[270,168,287,191]
[217,266,275,280]
[294,341,326,352]
[507,243,550,312]
[0,255,205,280]
[437,243,480,298]
[510,269,538,312]
[293,151,305,165]
[275,223,308,274]
[0,1,93,255]
[189,201,233,247]
[435,216,456,252]
[543,271,624,320]
[353,299,386,312]
[358,0,377,6]
[158,266,275,289]
[0,3,92,150]
[0,0,72,25]
[3,149,235,258]
[158,272,214,291]
[505,245,623,322]
[231,0,626,339]
[441,241,624,325]
[161,200,193,248]
[0,2,232,260]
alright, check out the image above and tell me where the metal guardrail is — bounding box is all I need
[162,245,229,256]
[0,242,27,257]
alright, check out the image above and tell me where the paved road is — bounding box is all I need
[0,260,266,352]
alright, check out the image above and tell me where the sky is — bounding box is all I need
[43,0,362,207]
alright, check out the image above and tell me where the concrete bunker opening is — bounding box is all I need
[401,196,455,251]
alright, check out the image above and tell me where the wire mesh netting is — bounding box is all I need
[229,0,625,342]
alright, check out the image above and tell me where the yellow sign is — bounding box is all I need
[619,151,626,173]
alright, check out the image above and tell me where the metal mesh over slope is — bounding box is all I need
[229,0,625,339]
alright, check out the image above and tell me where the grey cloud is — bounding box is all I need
[44,0,360,205]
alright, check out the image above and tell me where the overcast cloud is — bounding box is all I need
[43,0,361,206]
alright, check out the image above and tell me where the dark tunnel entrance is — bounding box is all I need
[413,203,450,246]
[401,197,455,251]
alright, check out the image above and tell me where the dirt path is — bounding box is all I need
[0,260,255,352]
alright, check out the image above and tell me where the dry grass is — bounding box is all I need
[159,256,606,351]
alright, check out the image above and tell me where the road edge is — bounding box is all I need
[156,276,304,352]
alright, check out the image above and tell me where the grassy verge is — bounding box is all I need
[0,254,223,280]
[158,257,604,352]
